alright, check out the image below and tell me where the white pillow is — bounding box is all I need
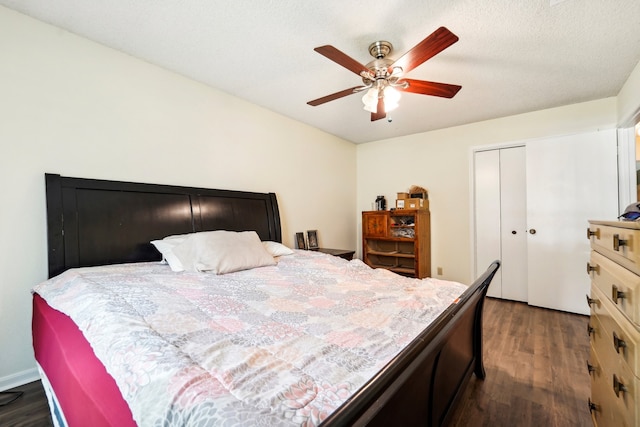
[151,234,188,272]
[262,241,294,257]
[171,230,277,274]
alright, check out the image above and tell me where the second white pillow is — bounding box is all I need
[172,230,277,274]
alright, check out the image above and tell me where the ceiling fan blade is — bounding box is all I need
[314,45,372,76]
[371,98,386,121]
[307,86,364,106]
[391,27,459,74]
[399,79,462,98]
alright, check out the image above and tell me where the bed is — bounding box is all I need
[33,173,500,427]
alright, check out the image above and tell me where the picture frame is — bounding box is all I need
[307,230,319,249]
[295,232,306,250]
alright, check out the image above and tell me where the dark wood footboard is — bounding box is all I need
[322,261,500,427]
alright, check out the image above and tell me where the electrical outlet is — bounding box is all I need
[437,267,443,275]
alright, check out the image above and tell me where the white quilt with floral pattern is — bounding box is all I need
[33,250,467,426]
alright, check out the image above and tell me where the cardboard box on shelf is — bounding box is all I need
[409,192,428,199]
[397,192,409,199]
[396,198,429,210]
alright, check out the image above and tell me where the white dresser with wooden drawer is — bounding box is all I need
[587,220,640,426]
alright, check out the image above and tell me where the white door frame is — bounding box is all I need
[618,126,637,212]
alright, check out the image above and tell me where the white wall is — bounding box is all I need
[357,98,619,284]
[0,7,356,388]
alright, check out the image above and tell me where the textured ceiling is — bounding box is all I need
[2,0,640,143]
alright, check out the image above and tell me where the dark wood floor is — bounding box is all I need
[0,380,52,427]
[449,297,592,427]
[0,298,591,427]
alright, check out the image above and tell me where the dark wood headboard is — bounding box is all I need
[45,174,281,278]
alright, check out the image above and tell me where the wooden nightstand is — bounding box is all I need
[311,248,355,261]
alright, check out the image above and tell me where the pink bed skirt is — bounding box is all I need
[32,294,136,426]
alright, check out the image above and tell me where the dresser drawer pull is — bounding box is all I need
[613,234,628,251]
[586,263,599,274]
[588,398,599,414]
[586,294,597,307]
[586,361,596,375]
[613,331,627,353]
[613,374,628,397]
[587,323,595,337]
[587,228,600,239]
[612,285,626,303]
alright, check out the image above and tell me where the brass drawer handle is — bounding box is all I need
[586,294,597,307]
[588,398,598,414]
[586,262,599,274]
[587,323,595,337]
[613,331,627,353]
[613,374,628,397]
[613,234,628,251]
[587,228,600,239]
[612,285,626,304]
[587,361,596,375]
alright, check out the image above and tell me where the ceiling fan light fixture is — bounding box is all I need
[362,86,401,113]
[383,86,401,112]
[362,87,379,112]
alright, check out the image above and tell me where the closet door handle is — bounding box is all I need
[613,234,627,251]
[529,229,536,235]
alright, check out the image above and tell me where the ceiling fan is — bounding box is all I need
[307,27,462,121]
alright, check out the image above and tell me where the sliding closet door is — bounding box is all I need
[526,130,618,315]
[474,150,502,297]
[474,146,527,301]
[499,147,528,302]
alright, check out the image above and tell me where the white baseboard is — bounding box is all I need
[0,367,40,391]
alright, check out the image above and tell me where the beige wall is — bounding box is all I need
[0,7,356,387]
[357,98,619,284]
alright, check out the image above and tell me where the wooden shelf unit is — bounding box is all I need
[362,209,431,278]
